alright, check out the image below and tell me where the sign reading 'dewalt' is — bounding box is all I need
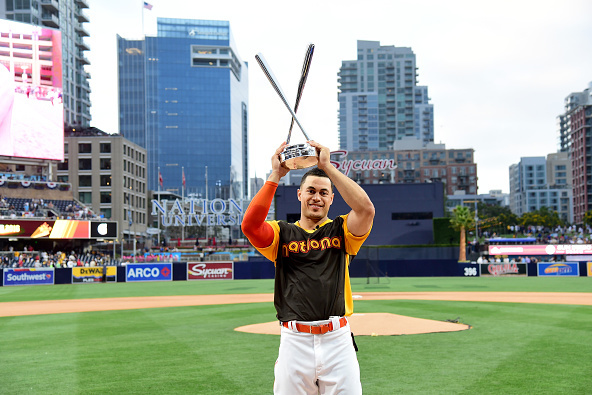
[151,198,244,228]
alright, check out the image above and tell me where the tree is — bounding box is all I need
[520,207,562,229]
[450,205,475,262]
[582,210,592,229]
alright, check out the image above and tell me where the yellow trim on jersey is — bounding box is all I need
[343,213,372,316]
[344,255,354,316]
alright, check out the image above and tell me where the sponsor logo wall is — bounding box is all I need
[3,268,54,286]
[72,267,117,283]
[537,263,580,277]
[187,262,233,280]
[126,263,172,282]
[588,262,592,277]
[480,263,527,277]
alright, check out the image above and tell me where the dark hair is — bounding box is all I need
[300,167,333,191]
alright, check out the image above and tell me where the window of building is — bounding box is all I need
[79,175,92,187]
[79,192,92,203]
[100,158,111,170]
[100,192,112,204]
[79,143,91,153]
[100,175,111,187]
[57,175,68,183]
[64,143,68,154]
[79,159,92,170]
[58,160,68,171]
[101,208,112,219]
[100,143,111,153]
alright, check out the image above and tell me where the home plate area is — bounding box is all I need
[234,313,471,336]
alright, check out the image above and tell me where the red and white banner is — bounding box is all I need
[489,244,592,256]
[187,261,233,280]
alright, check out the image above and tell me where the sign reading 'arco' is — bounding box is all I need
[330,150,397,177]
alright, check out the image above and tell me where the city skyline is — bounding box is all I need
[85,0,592,194]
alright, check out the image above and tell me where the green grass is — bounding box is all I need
[1,277,591,394]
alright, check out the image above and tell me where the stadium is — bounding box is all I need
[1,13,591,395]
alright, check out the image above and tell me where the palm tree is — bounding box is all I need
[450,205,475,262]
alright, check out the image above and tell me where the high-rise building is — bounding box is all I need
[0,0,92,127]
[557,82,592,224]
[509,155,573,223]
[337,40,434,151]
[58,128,148,243]
[118,18,249,199]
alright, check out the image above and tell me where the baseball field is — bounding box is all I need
[1,276,591,394]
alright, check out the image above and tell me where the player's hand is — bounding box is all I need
[307,141,331,171]
[271,142,290,178]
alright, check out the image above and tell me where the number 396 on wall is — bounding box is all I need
[463,267,479,277]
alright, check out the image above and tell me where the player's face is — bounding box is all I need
[297,176,334,220]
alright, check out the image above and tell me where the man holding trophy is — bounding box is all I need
[242,46,375,394]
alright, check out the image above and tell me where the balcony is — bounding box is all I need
[40,0,59,12]
[75,23,90,37]
[77,10,89,23]
[41,13,59,28]
[77,52,90,65]
[75,0,90,8]
[75,36,90,51]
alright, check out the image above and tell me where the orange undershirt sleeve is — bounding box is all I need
[241,181,277,248]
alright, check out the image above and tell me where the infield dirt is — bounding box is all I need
[2,291,590,336]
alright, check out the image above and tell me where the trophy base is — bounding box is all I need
[280,143,318,170]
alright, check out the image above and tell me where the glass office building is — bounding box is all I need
[118,18,248,199]
[338,40,434,151]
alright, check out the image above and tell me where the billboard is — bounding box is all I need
[0,19,64,161]
[0,219,117,239]
[187,262,233,280]
[72,266,117,283]
[480,263,527,277]
[537,263,580,277]
[126,263,172,282]
[3,268,54,286]
[489,244,592,256]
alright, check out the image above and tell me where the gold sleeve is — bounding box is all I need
[342,214,372,256]
[253,220,281,264]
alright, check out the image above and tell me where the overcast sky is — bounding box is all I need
[86,0,592,194]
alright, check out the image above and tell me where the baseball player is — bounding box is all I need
[241,141,375,394]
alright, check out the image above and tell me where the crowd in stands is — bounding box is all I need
[0,195,102,219]
[0,248,120,268]
[482,225,592,245]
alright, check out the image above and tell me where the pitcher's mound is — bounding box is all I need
[235,313,471,336]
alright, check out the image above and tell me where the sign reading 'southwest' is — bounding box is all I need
[152,198,244,228]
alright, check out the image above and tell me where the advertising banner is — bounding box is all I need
[480,263,527,276]
[3,268,54,286]
[537,263,580,277]
[72,266,117,283]
[126,263,172,282]
[187,262,233,280]
[587,262,592,277]
[0,19,64,161]
[0,220,117,239]
[489,244,592,256]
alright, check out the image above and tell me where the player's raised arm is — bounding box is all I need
[241,143,290,248]
[308,141,375,236]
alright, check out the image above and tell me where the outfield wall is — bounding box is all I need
[2,260,589,286]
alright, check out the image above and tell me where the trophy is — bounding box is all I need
[255,44,318,169]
